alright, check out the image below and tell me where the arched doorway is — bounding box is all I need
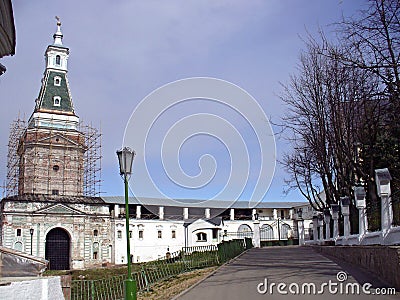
[45,228,70,270]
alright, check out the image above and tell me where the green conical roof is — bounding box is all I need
[35,69,74,114]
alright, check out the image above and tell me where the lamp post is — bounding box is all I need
[29,228,34,255]
[117,147,136,300]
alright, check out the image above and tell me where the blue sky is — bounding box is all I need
[0,0,363,202]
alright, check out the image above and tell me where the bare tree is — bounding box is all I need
[281,0,399,221]
[336,0,400,223]
[281,35,381,211]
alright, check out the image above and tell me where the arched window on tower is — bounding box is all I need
[55,55,61,66]
[53,96,61,107]
[54,76,61,86]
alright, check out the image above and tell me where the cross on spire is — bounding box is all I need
[53,16,63,46]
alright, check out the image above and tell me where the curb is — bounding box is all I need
[170,248,252,300]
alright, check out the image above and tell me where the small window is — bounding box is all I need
[54,76,61,86]
[94,229,98,236]
[196,232,207,242]
[117,230,122,239]
[138,230,143,239]
[129,231,132,238]
[171,230,176,239]
[55,55,61,66]
[52,189,59,195]
[93,251,98,259]
[53,96,61,107]
[212,229,218,239]
[16,229,21,237]
[157,230,162,239]
[53,165,59,172]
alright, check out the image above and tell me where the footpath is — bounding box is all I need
[175,246,398,300]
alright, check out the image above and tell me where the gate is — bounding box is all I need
[280,223,291,240]
[237,224,253,238]
[45,228,70,270]
[260,224,274,240]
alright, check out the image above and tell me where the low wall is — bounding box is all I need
[0,276,64,300]
[312,245,400,290]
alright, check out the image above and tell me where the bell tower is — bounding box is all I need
[18,19,86,196]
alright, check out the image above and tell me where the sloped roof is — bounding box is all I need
[2,194,105,204]
[183,217,223,227]
[0,0,16,58]
[35,70,74,114]
[101,196,307,209]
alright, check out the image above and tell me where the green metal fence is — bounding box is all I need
[70,239,248,300]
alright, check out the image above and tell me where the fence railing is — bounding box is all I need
[303,168,400,246]
[70,239,249,300]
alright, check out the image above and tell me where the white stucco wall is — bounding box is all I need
[0,277,64,300]
[114,219,185,263]
[112,216,314,264]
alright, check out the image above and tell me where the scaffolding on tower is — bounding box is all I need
[5,118,26,197]
[5,117,102,198]
[79,122,102,197]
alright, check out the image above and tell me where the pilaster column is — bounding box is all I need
[183,207,189,220]
[114,204,120,218]
[323,209,331,240]
[331,204,340,239]
[252,209,257,220]
[341,197,351,238]
[253,220,260,248]
[297,219,305,245]
[230,208,235,221]
[136,205,141,219]
[159,206,164,220]
[354,186,367,236]
[317,214,324,241]
[312,216,318,241]
[375,168,393,234]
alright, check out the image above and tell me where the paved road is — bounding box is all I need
[175,246,398,300]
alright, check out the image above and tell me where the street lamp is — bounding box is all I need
[116,147,136,300]
[29,228,34,255]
